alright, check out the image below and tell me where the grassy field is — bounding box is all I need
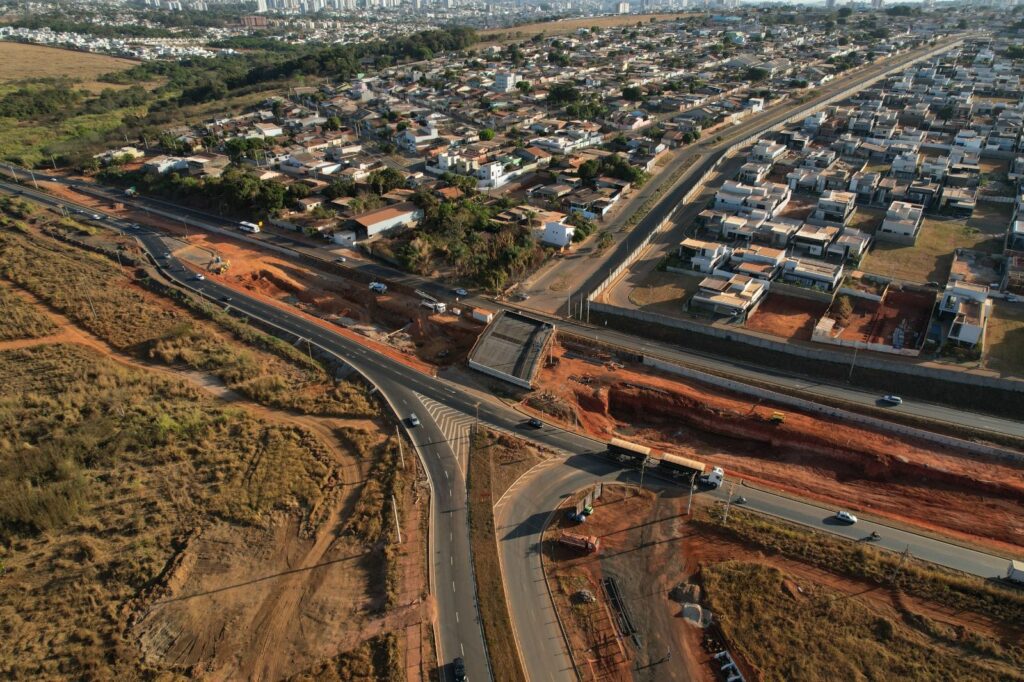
[984,300,1024,376]
[699,506,1024,629]
[863,203,1012,283]
[0,221,374,417]
[467,430,551,682]
[0,42,139,92]
[704,561,1024,682]
[0,343,341,678]
[0,282,57,340]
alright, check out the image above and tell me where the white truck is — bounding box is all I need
[1007,560,1024,584]
[421,300,447,314]
[369,282,388,294]
[239,221,261,233]
[700,466,725,489]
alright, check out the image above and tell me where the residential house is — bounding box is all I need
[807,190,857,228]
[678,238,732,274]
[690,273,768,318]
[713,180,791,218]
[877,201,925,244]
[781,257,844,292]
[541,220,576,249]
[939,281,992,348]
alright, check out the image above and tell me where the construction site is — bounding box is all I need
[543,483,1024,682]
[524,337,1024,555]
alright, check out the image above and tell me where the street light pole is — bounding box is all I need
[686,472,697,515]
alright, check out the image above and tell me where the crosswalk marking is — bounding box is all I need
[414,393,476,472]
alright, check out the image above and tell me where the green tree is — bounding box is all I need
[621,85,643,101]
[479,128,496,141]
[367,167,405,195]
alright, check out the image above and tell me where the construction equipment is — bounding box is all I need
[558,531,600,553]
[769,412,786,424]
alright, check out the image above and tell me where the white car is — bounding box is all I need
[835,510,858,524]
[881,395,903,405]
[453,288,468,297]
[193,273,206,281]
[407,413,420,427]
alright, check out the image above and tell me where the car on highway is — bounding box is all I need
[453,288,468,297]
[512,292,530,301]
[452,657,466,682]
[527,417,543,429]
[835,510,858,524]
[91,214,102,220]
[334,256,347,263]
[881,395,903,405]
[193,273,206,281]
[161,252,171,259]
[221,295,233,302]
[407,413,420,427]
[128,223,140,230]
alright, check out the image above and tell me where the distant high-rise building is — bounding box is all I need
[617,1,630,13]
[256,0,268,10]
[871,0,883,9]
[826,0,836,9]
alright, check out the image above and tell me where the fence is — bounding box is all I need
[587,301,1024,397]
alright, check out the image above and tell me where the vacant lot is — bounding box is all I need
[0,281,57,340]
[0,343,343,677]
[627,269,704,315]
[985,300,1024,377]
[863,203,1011,283]
[0,222,373,417]
[479,12,693,43]
[0,42,138,92]
[705,561,1023,682]
[745,293,829,340]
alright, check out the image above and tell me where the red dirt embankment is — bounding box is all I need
[530,343,1024,553]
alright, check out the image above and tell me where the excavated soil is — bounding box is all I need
[531,341,1024,553]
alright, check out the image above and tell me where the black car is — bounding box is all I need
[527,418,543,429]
[452,657,466,682]
[221,295,233,302]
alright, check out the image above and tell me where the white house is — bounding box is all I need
[252,122,283,138]
[749,139,787,164]
[678,238,732,274]
[877,201,925,244]
[714,180,791,218]
[541,220,576,248]
[493,71,521,93]
[939,281,992,348]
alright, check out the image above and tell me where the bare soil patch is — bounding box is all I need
[745,294,828,340]
[527,339,1024,553]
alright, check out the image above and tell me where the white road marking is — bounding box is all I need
[444,470,449,480]
[452,581,457,593]
[460,643,465,656]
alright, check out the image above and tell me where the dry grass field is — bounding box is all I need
[0,41,139,92]
[479,12,694,43]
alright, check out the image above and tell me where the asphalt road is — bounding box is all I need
[2,179,1016,682]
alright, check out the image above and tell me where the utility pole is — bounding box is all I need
[395,425,405,469]
[686,471,697,515]
[848,344,859,381]
[391,494,403,544]
[639,456,649,490]
[722,481,737,525]
[890,545,911,585]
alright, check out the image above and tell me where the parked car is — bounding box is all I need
[881,395,903,405]
[453,288,468,297]
[407,413,420,428]
[835,510,858,524]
